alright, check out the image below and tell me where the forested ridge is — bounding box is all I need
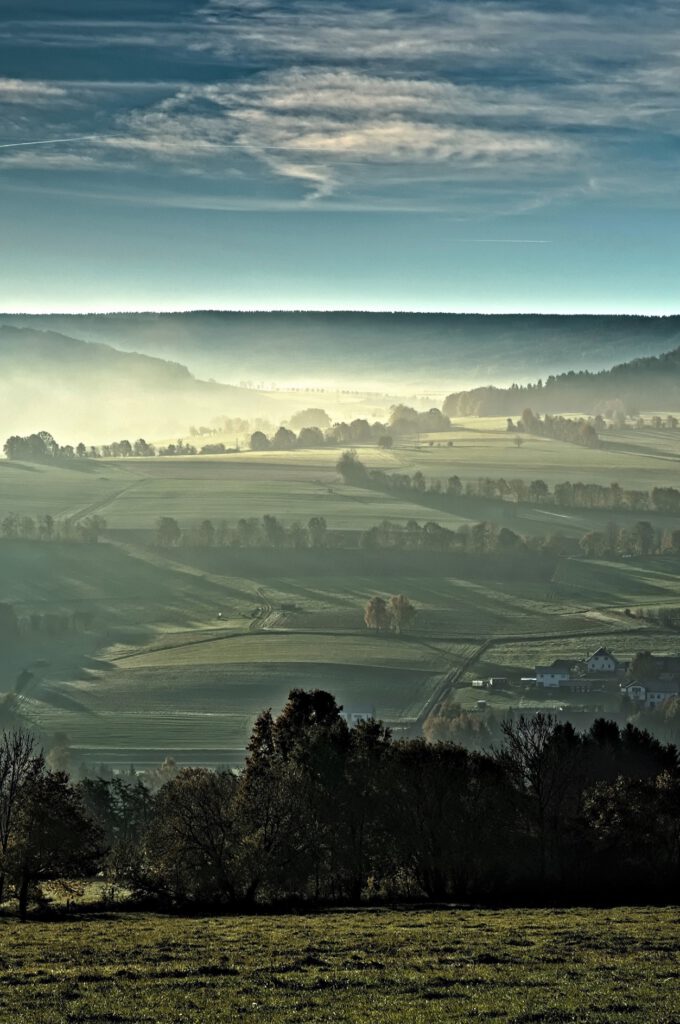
[3,312,680,386]
[444,345,680,416]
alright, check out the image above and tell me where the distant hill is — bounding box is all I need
[443,345,680,417]
[2,312,680,390]
[0,326,281,443]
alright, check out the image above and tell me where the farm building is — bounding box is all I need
[622,680,680,708]
[536,661,572,688]
[585,647,619,673]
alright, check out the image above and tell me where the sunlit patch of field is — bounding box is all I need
[554,555,680,607]
[16,649,469,761]
[117,633,460,671]
[0,458,141,518]
[7,437,680,536]
[0,907,676,1023]
[394,429,680,490]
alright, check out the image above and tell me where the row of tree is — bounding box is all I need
[152,510,674,562]
[1,606,94,643]
[249,407,451,452]
[508,409,600,447]
[4,406,451,466]
[2,698,679,917]
[359,518,529,554]
[338,450,680,516]
[155,515,330,550]
[578,521,676,558]
[3,432,158,461]
[0,514,106,543]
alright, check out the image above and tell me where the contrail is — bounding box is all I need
[0,135,97,150]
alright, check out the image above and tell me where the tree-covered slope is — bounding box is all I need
[444,345,680,416]
[0,326,280,441]
[2,312,679,389]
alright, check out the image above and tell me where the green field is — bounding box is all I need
[4,425,680,764]
[6,422,680,532]
[14,632,473,763]
[0,907,677,1023]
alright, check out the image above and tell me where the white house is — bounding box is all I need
[621,681,680,708]
[621,682,647,704]
[342,709,375,726]
[585,647,619,673]
[536,665,570,688]
[646,684,680,707]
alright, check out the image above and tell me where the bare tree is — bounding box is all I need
[0,730,42,902]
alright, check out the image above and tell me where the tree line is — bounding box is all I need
[4,406,452,466]
[155,514,331,550]
[508,409,600,447]
[0,514,106,543]
[0,603,94,644]
[3,432,159,461]
[2,697,679,918]
[250,406,451,452]
[2,431,228,461]
[152,509,673,562]
[338,450,680,517]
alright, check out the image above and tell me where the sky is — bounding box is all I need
[1,0,679,314]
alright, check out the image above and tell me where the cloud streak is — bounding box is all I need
[0,136,98,149]
[103,69,576,200]
[3,1,680,214]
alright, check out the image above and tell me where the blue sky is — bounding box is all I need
[1,0,679,313]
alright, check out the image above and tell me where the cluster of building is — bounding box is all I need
[521,647,680,709]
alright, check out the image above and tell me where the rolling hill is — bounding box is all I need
[0,326,283,442]
[443,344,680,416]
[2,312,680,391]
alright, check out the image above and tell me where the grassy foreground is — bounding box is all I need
[0,908,677,1023]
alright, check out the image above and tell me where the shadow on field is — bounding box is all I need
[40,686,99,716]
[0,461,38,472]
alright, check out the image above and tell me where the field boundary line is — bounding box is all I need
[63,478,143,524]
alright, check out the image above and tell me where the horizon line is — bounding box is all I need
[2,308,680,318]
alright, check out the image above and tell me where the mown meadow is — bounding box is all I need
[0,907,677,1023]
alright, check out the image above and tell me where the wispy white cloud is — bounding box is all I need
[0,77,68,102]
[0,150,106,170]
[4,1,680,214]
[103,69,574,199]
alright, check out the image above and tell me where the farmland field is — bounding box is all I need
[0,907,677,1023]
[14,633,474,765]
[4,427,680,765]
[7,422,680,533]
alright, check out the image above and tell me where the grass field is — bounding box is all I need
[3,534,680,764]
[15,632,475,764]
[0,907,677,1023]
[4,425,680,764]
[6,421,680,533]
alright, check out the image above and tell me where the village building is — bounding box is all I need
[622,680,680,709]
[584,647,619,673]
[535,662,571,688]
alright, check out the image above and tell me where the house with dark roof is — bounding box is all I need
[622,680,680,708]
[585,647,619,673]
